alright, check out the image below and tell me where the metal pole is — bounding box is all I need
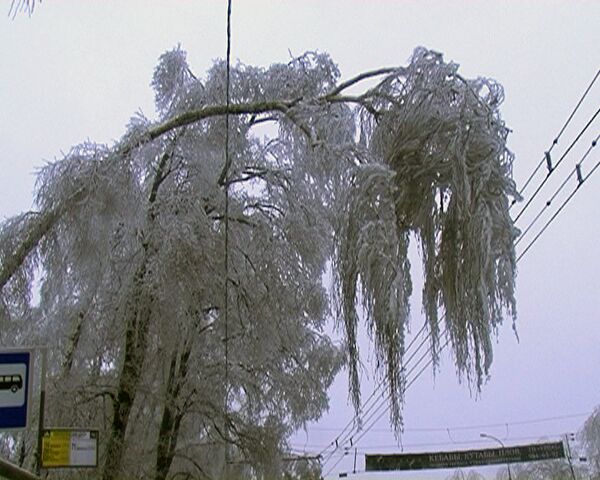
[480,433,513,480]
[565,433,578,480]
[35,348,47,475]
[0,457,41,480]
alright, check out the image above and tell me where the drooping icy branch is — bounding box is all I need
[126,66,405,152]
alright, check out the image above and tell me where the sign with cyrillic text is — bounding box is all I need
[366,441,565,471]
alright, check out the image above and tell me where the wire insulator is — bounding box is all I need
[576,164,584,186]
[545,151,553,173]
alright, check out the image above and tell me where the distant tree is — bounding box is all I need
[446,468,486,479]
[495,458,587,480]
[581,406,600,477]
[283,458,322,480]
[0,46,519,478]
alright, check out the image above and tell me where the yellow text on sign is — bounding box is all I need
[41,429,98,468]
[41,430,71,467]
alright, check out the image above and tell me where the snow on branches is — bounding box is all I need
[336,48,519,428]
[0,46,519,475]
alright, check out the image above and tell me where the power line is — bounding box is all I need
[515,134,599,247]
[320,95,600,468]
[319,320,445,468]
[317,320,432,460]
[322,406,588,474]
[512,105,600,224]
[323,451,349,478]
[223,0,233,474]
[300,411,591,435]
[517,150,600,262]
[516,68,600,199]
[320,332,449,471]
[350,336,451,449]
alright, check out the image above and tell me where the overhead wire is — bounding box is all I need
[358,73,600,448]
[320,330,449,470]
[515,133,599,247]
[322,172,600,472]
[316,320,432,460]
[337,432,574,454]
[319,334,428,464]
[293,412,590,447]
[319,315,449,462]
[327,189,590,465]
[512,105,600,224]
[323,328,588,473]
[214,3,598,476]
[517,149,600,262]
[223,0,232,471]
[515,68,600,199]
[350,336,452,449]
[302,428,575,463]
[322,335,452,477]
[322,452,349,478]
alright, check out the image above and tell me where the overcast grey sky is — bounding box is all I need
[1,2,599,479]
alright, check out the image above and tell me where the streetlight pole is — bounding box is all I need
[480,433,513,480]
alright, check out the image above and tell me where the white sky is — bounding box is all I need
[1,2,599,479]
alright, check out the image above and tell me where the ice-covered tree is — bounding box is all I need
[446,469,486,480]
[581,406,600,477]
[8,0,38,17]
[0,46,519,478]
[498,458,585,480]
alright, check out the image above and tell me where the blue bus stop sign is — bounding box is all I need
[0,350,32,430]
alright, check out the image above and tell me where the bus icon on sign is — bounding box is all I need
[0,375,23,393]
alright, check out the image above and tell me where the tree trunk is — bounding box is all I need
[155,327,195,480]
[102,148,172,480]
[61,311,85,376]
[102,258,154,480]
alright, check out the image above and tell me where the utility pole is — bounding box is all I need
[564,433,578,480]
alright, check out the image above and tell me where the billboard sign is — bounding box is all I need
[0,349,33,430]
[366,441,565,471]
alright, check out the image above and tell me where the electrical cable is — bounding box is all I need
[350,336,451,449]
[320,330,449,470]
[516,68,600,199]
[318,320,442,468]
[323,451,349,478]
[223,0,232,471]
[517,151,600,262]
[515,133,599,246]
[295,412,590,446]
[316,320,432,460]
[513,106,600,224]
[342,431,571,454]
[320,121,599,465]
